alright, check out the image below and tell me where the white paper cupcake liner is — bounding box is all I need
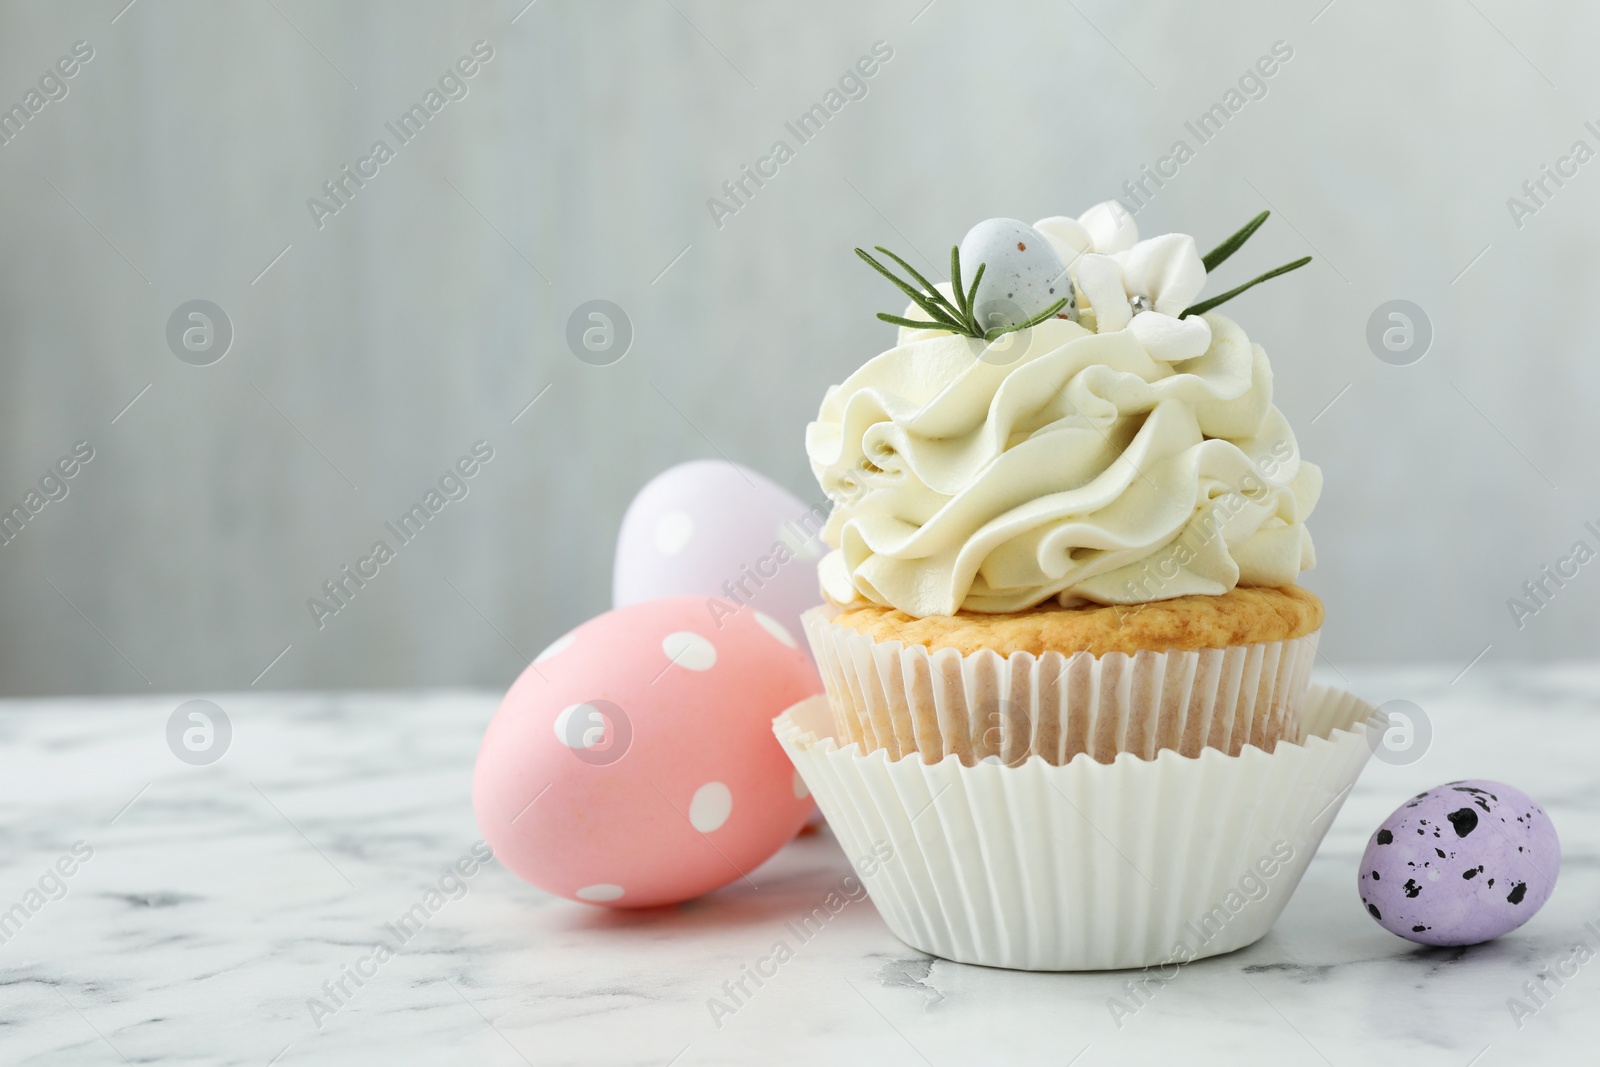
[803,606,1319,766]
[774,683,1376,971]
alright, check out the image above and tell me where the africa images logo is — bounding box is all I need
[0,40,94,148]
[305,40,494,230]
[307,441,495,629]
[704,40,894,229]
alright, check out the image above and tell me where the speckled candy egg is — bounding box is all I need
[473,596,821,908]
[1359,780,1559,946]
[957,217,1074,332]
[613,460,825,642]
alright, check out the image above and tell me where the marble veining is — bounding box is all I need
[1,667,1598,1064]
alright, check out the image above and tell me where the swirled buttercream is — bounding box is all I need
[806,312,1320,616]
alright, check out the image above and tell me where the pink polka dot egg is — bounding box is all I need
[473,596,820,908]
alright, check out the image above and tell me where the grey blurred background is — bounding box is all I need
[0,0,1591,696]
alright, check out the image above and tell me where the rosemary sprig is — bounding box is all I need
[1182,256,1311,318]
[964,261,986,325]
[876,312,960,331]
[875,246,964,323]
[1201,210,1269,272]
[989,297,1070,339]
[950,245,970,323]
[859,244,1066,342]
[1183,210,1312,317]
[856,248,965,331]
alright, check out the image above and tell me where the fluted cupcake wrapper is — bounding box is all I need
[802,606,1319,766]
[774,684,1376,971]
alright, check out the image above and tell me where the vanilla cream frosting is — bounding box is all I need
[808,205,1320,617]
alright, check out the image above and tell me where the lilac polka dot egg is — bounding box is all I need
[1359,779,1559,947]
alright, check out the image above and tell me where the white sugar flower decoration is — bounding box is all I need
[1033,200,1139,262]
[1034,201,1206,362]
[1030,203,1313,363]
[1075,234,1212,362]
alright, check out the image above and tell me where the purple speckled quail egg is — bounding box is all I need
[957,218,1074,333]
[1358,779,1559,947]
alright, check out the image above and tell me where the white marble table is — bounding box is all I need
[2,666,1597,1065]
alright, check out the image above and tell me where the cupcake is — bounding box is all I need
[776,203,1374,972]
[804,202,1324,766]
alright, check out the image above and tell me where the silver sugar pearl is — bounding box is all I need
[1129,294,1152,316]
